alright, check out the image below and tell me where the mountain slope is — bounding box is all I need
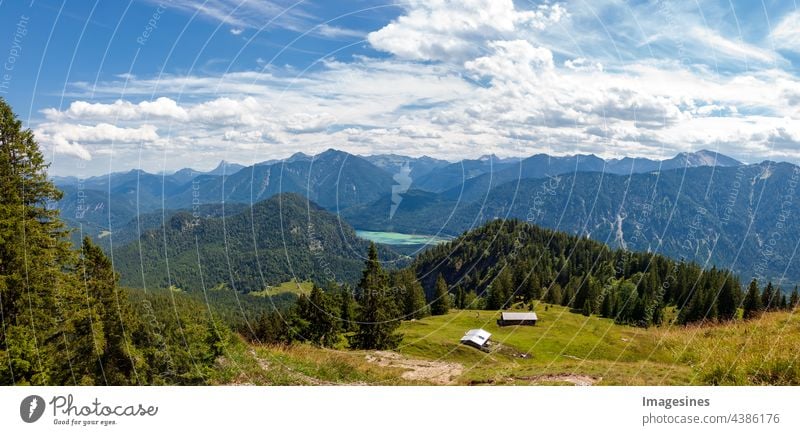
[364,154,450,180]
[410,219,740,326]
[352,162,800,285]
[167,149,395,210]
[112,193,398,292]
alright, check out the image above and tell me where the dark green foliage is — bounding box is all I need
[126,289,230,385]
[0,99,227,385]
[73,237,141,384]
[582,299,592,317]
[430,274,451,315]
[248,310,298,345]
[717,275,741,321]
[761,282,776,311]
[0,97,74,384]
[113,192,402,292]
[743,280,763,319]
[411,219,743,327]
[296,285,340,347]
[352,244,402,350]
[790,287,799,310]
[391,268,428,319]
[486,268,514,310]
[338,285,358,332]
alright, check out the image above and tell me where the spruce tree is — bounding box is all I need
[393,269,427,319]
[717,275,740,321]
[581,299,592,316]
[300,285,340,347]
[431,274,451,315]
[790,287,799,310]
[338,284,357,333]
[352,243,401,350]
[0,97,79,384]
[75,237,140,384]
[456,286,464,309]
[761,282,776,311]
[743,279,763,319]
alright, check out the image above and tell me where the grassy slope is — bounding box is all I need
[248,279,314,297]
[398,306,800,385]
[210,338,421,386]
[398,305,683,385]
[210,306,800,386]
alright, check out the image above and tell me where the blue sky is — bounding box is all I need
[1,0,799,176]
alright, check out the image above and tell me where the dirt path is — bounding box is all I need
[514,374,600,386]
[366,351,463,385]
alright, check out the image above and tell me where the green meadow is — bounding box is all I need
[212,305,800,386]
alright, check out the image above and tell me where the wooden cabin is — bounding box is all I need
[460,329,491,350]
[497,312,537,326]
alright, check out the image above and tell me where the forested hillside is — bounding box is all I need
[348,163,800,286]
[0,98,226,385]
[112,192,400,292]
[411,219,748,326]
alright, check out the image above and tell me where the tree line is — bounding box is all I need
[0,98,226,385]
[245,243,420,349]
[411,219,798,327]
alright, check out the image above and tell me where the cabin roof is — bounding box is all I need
[500,312,538,321]
[460,328,491,346]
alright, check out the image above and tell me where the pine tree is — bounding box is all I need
[393,269,427,319]
[790,286,799,311]
[300,285,340,347]
[454,285,465,309]
[352,243,401,350]
[0,97,78,385]
[338,285,357,333]
[761,282,776,311]
[545,283,563,305]
[581,299,592,317]
[431,274,451,315]
[600,290,615,318]
[743,279,763,319]
[717,275,740,321]
[75,237,140,384]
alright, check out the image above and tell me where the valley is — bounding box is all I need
[55,148,800,288]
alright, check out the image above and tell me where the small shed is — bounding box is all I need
[497,312,538,326]
[460,329,491,350]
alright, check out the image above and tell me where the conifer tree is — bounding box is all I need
[0,97,78,384]
[352,243,401,350]
[743,279,763,319]
[392,268,427,319]
[790,287,799,311]
[338,284,357,333]
[717,275,740,321]
[431,274,451,315]
[75,237,140,384]
[761,282,776,311]
[300,285,340,347]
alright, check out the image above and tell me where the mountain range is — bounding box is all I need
[52,148,800,286]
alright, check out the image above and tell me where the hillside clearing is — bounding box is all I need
[213,307,800,386]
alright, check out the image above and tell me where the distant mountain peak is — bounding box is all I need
[672,149,742,167]
[207,160,245,176]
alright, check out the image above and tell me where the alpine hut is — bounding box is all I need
[460,329,491,350]
[497,312,538,326]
